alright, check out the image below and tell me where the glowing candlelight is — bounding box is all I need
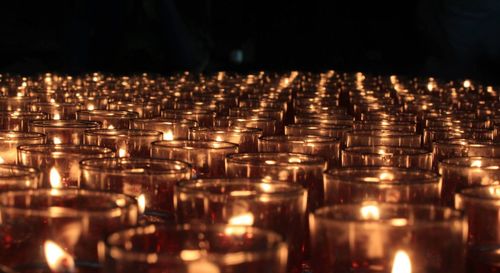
[137,194,146,214]
[118,148,127,158]
[50,167,63,189]
[391,250,412,273]
[53,113,61,120]
[163,130,174,141]
[463,80,471,89]
[215,136,223,142]
[228,212,254,226]
[44,240,75,273]
[471,160,482,168]
[108,124,115,130]
[360,204,380,220]
[53,137,62,145]
[0,156,4,164]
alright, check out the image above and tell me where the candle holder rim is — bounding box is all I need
[131,117,199,126]
[325,167,440,185]
[440,156,500,169]
[30,120,101,128]
[175,179,306,199]
[0,189,138,217]
[77,109,139,118]
[346,130,418,137]
[259,135,339,143]
[32,101,82,107]
[17,144,115,157]
[433,138,498,147]
[0,111,47,118]
[0,164,40,180]
[152,139,239,149]
[285,123,351,130]
[191,126,263,134]
[0,130,46,140]
[456,186,500,207]
[343,146,431,155]
[312,204,463,224]
[0,96,38,101]
[80,157,192,174]
[83,128,163,137]
[226,152,326,166]
[104,223,285,264]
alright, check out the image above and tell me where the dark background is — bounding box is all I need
[1,1,499,83]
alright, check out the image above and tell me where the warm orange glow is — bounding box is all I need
[463,80,471,89]
[379,172,395,181]
[108,124,115,129]
[53,137,62,145]
[163,130,174,141]
[215,136,223,142]
[391,250,412,273]
[50,167,63,189]
[360,204,380,220]
[137,194,146,214]
[471,160,482,168]
[44,240,75,273]
[0,156,4,164]
[228,212,254,226]
[87,104,95,111]
[118,148,127,158]
[53,113,61,120]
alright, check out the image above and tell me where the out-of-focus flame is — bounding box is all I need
[164,130,174,141]
[50,167,63,189]
[360,204,380,220]
[137,194,146,214]
[118,148,127,158]
[228,212,254,226]
[108,124,115,130]
[215,136,223,142]
[44,240,75,273]
[471,160,482,168]
[53,113,61,120]
[391,250,412,273]
[463,80,471,89]
[379,172,395,181]
[0,156,4,164]
[53,137,62,145]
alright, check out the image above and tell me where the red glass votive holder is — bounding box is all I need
[440,157,500,206]
[0,164,40,192]
[161,108,216,127]
[456,185,500,272]
[108,101,161,118]
[229,117,277,136]
[151,140,237,178]
[0,131,45,164]
[0,189,138,269]
[259,135,341,167]
[324,167,441,204]
[432,139,500,170]
[0,111,46,131]
[226,152,327,211]
[29,120,101,145]
[100,224,287,273]
[310,204,465,273]
[345,130,421,148]
[175,179,306,273]
[84,129,162,158]
[17,144,114,188]
[190,126,263,153]
[80,157,191,215]
[342,146,433,170]
[0,96,38,111]
[77,110,138,129]
[30,102,82,120]
[131,118,198,140]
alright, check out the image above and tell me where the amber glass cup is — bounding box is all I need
[29,120,101,145]
[84,129,162,157]
[77,109,139,129]
[342,146,433,170]
[0,131,45,164]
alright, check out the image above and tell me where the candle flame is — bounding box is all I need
[471,160,482,168]
[360,204,380,220]
[44,240,75,273]
[53,137,62,145]
[108,124,115,130]
[0,156,4,164]
[463,80,471,89]
[228,212,254,226]
[391,250,412,273]
[215,136,223,142]
[118,148,127,158]
[163,130,174,141]
[180,249,202,261]
[87,104,95,111]
[50,167,63,189]
[53,113,61,120]
[379,172,395,181]
[137,194,146,214]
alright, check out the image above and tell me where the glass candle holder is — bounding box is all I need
[131,118,198,140]
[440,157,500,206]
[345,130,421,148]
[229,117,277,136]
[259,135,341,168]
[353,120,417,133]
[151,140,237,178]
[324,167,441,204]
[77,110,138,129]
[84,129,162,158]
[80,157,191,216]
[30,102,82,120]
[0,96,38,111]
[285,123,351,141]
[342,146,433,170]
[226,152,327,211]
[310,204,465,273]
[423,126,465,148]
[100,224,288,273]
[0,189,138,270]
[0,111,47,131]
[0,164,41,192]
[17,144,114,188]
[29,120,101,145]
[432,139,500,170]
[108,101,161,118]
[161,108,216,127]
[190,126,263,153]
[175,179,306,273]
[456,185,500,272]
[0,131,46,164]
